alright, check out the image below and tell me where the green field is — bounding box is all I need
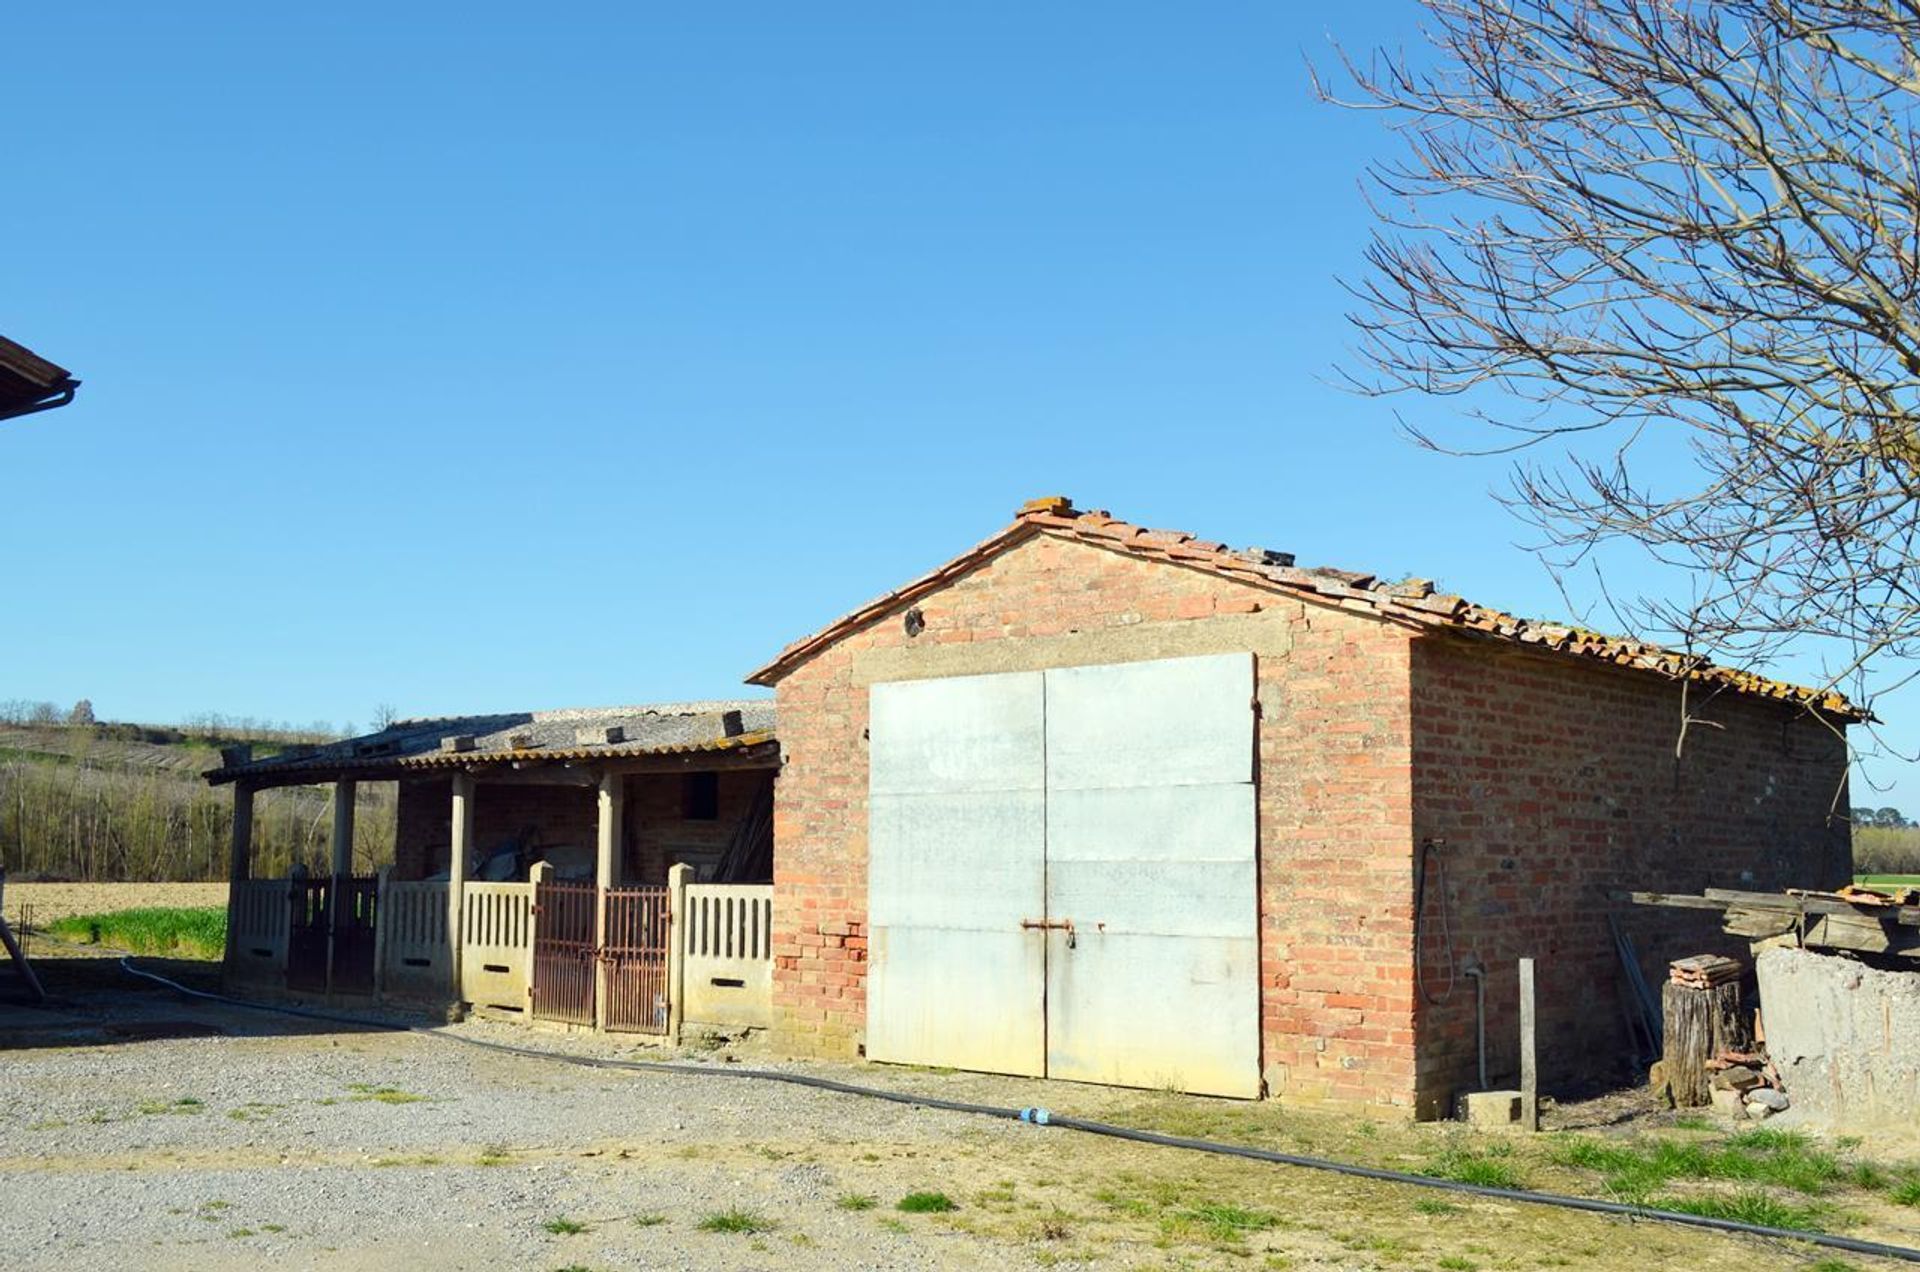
[1855,874,1920,889]
[47,905,227,960]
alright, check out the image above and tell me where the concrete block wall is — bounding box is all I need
[769,531,1425,1108]
[1408,636,1850,1116]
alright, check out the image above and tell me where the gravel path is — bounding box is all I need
[0,971,1845,1271]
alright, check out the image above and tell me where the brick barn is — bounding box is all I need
[749,496,1857,1116]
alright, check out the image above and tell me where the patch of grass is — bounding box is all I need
[137,1096,205,1116]
[542,1217,589,1235]
[631,1213,666,1227]
[1413,1198,1462,1216]
[834,1194,878,1211]
[1423,1143,1527,1190]
[226,1228,257,1239]
[698,1208,776,1234]
[897,1191,958,1214]
[1437,1258,1478,1271]
[877,1217,909,1235]
[476,1144,513,1166]
[1652,1189,1826,1230]
[261,1224,286,1234]
[371,1155,441,1167]
[1890,1178,1920,1207]
[1804,1261,1863,1272]
[1177,1202,1277,1241]
[48,905,226,959]
[1555,1129,1844,1199]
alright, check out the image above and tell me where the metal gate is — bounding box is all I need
[531,881,596,1025]
[330,876,379,994]
[286,878,330,992]
[602,886,670,1033]
[866,652,1259,1097]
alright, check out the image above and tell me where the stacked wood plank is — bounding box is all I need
[1623,887,1920,961]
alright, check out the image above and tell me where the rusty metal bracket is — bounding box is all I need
[1020,917,1076,948]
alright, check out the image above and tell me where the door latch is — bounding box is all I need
[1020,917,1076,949]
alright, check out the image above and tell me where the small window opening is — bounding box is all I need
[684,771,720,821]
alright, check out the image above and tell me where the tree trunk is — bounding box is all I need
[1662,980,1748,1106]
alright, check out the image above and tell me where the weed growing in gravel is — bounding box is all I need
[877,1218,909,1235]
[698,1208,776,1234]
[137,1097,204,1116]
[1414,1198,1461,1216]
[542,1217,590,1236]
[27,1119,66,1131]
[372,1155,442,1168]
[344,1083,427,1105]
[227,1102,280,1122]
[631,1214,667,1227]
[834,1194,878,1211]
[476,1144,513,1166]
[1436,1258,1478,1271]
[226,1228,257,1239]
[897,1191,957,1214]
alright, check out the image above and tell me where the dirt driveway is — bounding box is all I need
[1,962,1911,1271]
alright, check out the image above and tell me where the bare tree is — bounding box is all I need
[371,703,398,731]
[1324,1,1920,727]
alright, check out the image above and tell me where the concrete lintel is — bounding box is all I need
[851,609,1298,687]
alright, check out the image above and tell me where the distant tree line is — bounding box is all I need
[0,714,393,881]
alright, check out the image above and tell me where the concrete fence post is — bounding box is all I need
[373,865,391,1001]
[528,860,553,1014]
[667,862,692,1043]
[1520,957,1539,1132]
[448,773,474,1002]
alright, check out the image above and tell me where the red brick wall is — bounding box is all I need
[630,769,774,883]
[1408,636,1850,1116]
[768,531,1424,1108]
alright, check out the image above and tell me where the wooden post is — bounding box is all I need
[593,771,624,1031]
[448,773,474,1001]
[1519,957,1538,1131]
[667,862,692,1042]
[224,780,255,985]
[325,780,356,997]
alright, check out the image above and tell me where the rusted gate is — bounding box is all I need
[602,886,670,1034]
[530,881,596,1025]
[330,876,379,994]
[286,878,330,992]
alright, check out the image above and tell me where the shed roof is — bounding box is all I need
[204,700,776,786]
[0,333,79,421]
[746,496,1862,720]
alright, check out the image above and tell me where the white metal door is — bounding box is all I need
[866,671,1047,1076]
[1042,653,1260,1097]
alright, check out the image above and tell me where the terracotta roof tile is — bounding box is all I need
[745,498,1864,719]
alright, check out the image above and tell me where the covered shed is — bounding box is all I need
[206,701,776,1032]
[750,496,1858,1116]
[0,333,79,422]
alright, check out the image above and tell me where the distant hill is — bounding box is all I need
[0,721,393,883]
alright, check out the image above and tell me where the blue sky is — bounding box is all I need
[2,3,1907,809]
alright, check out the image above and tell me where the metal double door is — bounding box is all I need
[866,652,1259,1098]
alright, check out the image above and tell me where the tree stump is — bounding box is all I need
[1662,979,1748,1106]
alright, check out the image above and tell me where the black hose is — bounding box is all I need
[117,958,1920,1266]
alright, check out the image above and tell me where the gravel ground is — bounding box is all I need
[1,965,1894,1271]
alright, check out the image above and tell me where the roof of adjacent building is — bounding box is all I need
[0,333,79,421]
[746,495,1862,720]
[204,700,776,785]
